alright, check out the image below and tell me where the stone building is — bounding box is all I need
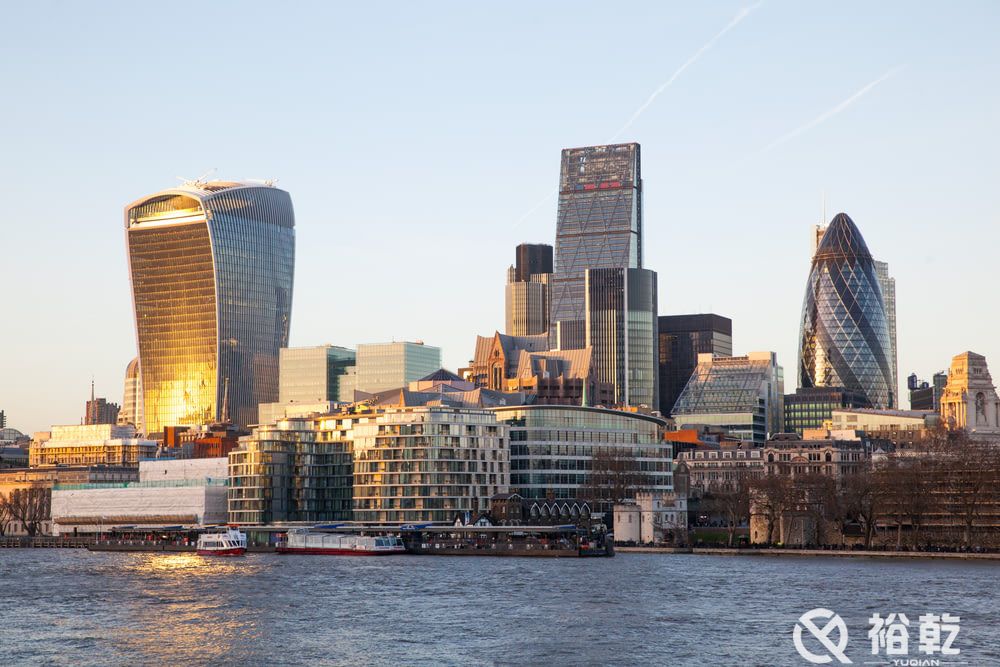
[939,351,1000,439]
[613,491,688,545]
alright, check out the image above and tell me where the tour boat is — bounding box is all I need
[277,528,406,555]
[196,528,247,556]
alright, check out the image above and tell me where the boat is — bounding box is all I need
[277,528,406,555]
[196,528,247,556]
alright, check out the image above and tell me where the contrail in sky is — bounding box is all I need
[610,2,763,141]
[761,65,906,153]
[512,3,762,229]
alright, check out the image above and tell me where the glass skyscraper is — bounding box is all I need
[799,213,893,409]
[812,221,897,407]
[585,267,658,408]
[550,143,642,350]
[125,181,295,434]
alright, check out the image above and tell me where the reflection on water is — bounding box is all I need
[1,551,999,666]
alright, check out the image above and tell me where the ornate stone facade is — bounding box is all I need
[940,352,1000,438]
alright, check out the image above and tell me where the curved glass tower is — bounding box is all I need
[799,213,893,408]
[126,182,295,434]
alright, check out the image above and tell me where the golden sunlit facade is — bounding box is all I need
[126,182,295,434]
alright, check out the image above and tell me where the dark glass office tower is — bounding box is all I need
[799,213,893,409]
[585,267,658,408]
[126,181,295,434]
[551,143,642,350]
[513,243,553,282]
[658,314,733,416]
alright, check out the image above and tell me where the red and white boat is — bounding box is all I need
[196,528,247,556]
[277,528,406,555]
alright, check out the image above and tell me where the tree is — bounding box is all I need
[882,455,938,550]
[943,441,1000,549]
[750,474,794,545]
[704,472,751,547]
[842,468,888,549]
[791,473,838,547]
[0,495,11,536]
[1,487,50,537]
[584,447,652,509]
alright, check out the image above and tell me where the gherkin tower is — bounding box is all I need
[798,213,893,408]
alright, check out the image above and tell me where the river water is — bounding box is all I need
[0,550,998,666]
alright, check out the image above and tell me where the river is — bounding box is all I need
[0,550,997,666]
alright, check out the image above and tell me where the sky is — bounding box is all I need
[1,1,998,435]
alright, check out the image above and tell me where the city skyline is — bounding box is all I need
[3,2,1000,433]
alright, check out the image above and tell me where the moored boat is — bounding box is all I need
[196,528,247,556]
[277,528,405,555]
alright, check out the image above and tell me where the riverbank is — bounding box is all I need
[617,546,1000,560]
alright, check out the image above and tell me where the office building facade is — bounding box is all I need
[118,357,142,429]
[29,424,158,467]
[585,267,658,408]
[125,181,295,434]
[657,314,733,417]
[800,214,893,409]
[350,341,441,396]
[505,244,553,337]
[491,405,671,514]
[783,387,871,435]
[278,345,356,403]
[550,143,642,350]
[672,352,784,445]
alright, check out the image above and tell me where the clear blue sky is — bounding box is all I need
[2,1,998,434]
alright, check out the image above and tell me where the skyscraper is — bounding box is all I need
[812,222,897,406]
[585,267,658,408]
[505,243,552,336]
[550,143,642,350]
[125,181,295,434]
[657,314,733,416]
[800,213,893,408]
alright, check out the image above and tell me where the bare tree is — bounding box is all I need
[842,468,888,549]
[943,441,1000,549]
[584,447,651,509]
[882,455,938,550]
[704,472,751,547]
[750,474,794,545]
[2,487,50,537]
[791,473,838,547]
[0,494,11,536]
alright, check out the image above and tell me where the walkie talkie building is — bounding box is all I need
[125,181,295,434]
[799,213,893,409]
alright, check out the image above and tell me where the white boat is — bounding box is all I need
[277,529,406,555]
[196,528,247,556]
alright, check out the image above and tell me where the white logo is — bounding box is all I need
[794,608,853,664]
